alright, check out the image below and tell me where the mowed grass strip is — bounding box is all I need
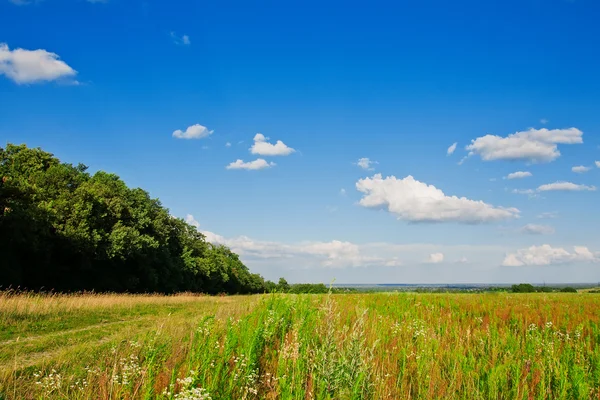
[1,292,600,399]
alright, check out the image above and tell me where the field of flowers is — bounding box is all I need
[1,291,599,399]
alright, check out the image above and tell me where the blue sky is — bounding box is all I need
[1,0,600,283]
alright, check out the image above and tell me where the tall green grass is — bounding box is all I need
[1,292,599,399]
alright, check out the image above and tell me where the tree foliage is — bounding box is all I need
[0,144,272,294]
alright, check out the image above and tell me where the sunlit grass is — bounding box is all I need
[1,291,599,399]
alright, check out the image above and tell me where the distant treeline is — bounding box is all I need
[0,144,279,294]
[510,283,578,293]
[264,279,358,294]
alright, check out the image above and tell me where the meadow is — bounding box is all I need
[1,291,599,400]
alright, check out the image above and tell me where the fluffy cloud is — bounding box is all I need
[356,157,377,170]
[340,188,347,196]
[503,245,599,267]
[426,253,444,264]
[520,224,555,235]
[540,119,549,125]
[172,124,213,139]
[226,158,275,170]
[0,43,77,84]
[465,127,583,163]
[506,171,532,180]
[250,133,295,156]
[572,165,591,173]
[356,174,519,223]
[537,182,596,192]
[596,161,600,168]
[447,142,458,155]
[225,142,232,147]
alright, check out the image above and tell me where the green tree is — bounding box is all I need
[277,277,291,292]
[0,144,269,294]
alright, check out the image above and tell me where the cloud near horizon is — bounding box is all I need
[179,215,600,282]
[503,245,599,267]
[185,214,500,269]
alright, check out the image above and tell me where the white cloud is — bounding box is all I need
[538,182,596,192]
[596,161,600,168]
[356,174,519,223]
[540,119,548,125]
[426,253,444,264]
[185,214,200,228]
[225,142,232,147]
[0,43,77,84]
[250,133,295,156]
[465,127,583,163]
[340,188,347,196]
[226,158,275,170]
[503,245,599,267]
[506,171,532,180]
[203,232,393,268]
[572,165,591,173]
[520,224,555,235]
[514,182,595,195]
[170,32,191,45]
[197,226,499,270]
[356,157,378,170]
[447,142,458,155]
[185,218,542,279]
[183,219,600,282]
[172,124,213,139]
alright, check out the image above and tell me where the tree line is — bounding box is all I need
[510,283,577,293]
[0,144,277,294]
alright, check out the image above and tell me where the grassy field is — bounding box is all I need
[1,291,599,399]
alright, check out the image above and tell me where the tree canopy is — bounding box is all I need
[0,144,271,294]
